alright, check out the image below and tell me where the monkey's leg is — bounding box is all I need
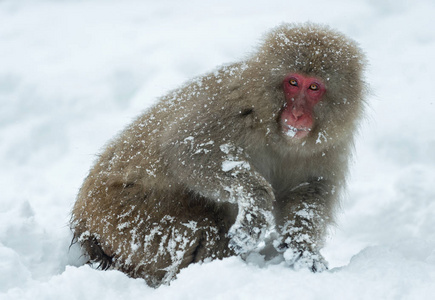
[71,223,113,270]
[126,212,232,287]
[71,173,235,286]
[275,179,335,272]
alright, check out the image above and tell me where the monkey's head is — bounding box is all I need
[248,23,367,150]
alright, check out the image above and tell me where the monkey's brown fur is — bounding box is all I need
[71,23,366,287]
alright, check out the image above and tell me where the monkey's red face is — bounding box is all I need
[280,73,326,139]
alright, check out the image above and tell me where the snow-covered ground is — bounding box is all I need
[1,0,435,298]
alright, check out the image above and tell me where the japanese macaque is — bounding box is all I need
[71,23,367,287]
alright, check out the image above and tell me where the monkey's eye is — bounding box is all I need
[289,79,298,86]
[309,83,319,90]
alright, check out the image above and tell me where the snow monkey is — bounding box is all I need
[71,23,367,287]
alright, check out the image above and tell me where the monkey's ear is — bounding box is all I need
[240,108,254,117]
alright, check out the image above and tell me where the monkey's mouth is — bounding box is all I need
[282,124,310,139]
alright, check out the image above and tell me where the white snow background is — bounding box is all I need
[1,0,435,299]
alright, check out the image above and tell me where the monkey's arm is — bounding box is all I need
[162,136,276,254]
[275,179,336,272]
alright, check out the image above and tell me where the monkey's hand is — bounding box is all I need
[227,189,276,255]
[275,181,332,272]
[280,244,328,272]
[228,207,275,254]
[274,226,328,273]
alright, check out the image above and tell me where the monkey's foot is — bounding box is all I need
[283,247,328,273]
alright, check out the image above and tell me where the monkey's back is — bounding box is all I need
[71,76,240,286]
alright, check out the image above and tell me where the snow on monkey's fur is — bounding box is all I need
[71,22,366,287]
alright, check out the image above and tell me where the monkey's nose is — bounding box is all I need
[292,108,305,120]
